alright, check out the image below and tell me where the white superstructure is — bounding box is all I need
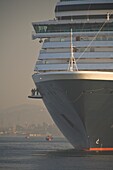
[32,0,113,73]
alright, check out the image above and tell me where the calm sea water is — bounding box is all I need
[0,136,113,170]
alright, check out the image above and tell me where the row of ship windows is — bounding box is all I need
[37,59,113,65]
[45,36,113,42]
[35,63,113,72]
[34,23,113,33]
[57,15,113,20]
[55,3,113,12]
[41,47,113,53]
[35,27,113,33]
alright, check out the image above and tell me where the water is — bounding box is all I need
[0,136,113,170]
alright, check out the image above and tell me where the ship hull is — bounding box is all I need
[33,71,113,150]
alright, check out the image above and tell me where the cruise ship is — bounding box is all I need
[31,0,113,151]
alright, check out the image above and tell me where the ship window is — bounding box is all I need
[76,36,80,41]
[61,38,65,42]
[90,47,95,52]
[80,48,87,52]
[33,22,113,33]
[102,36,107,41]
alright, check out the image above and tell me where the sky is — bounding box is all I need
[0,0,58,110]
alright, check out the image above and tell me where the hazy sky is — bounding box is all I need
[0,0,58,110]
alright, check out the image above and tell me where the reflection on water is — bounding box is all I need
[0,136,113,170]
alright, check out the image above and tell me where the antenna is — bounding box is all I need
[68,29,78,71]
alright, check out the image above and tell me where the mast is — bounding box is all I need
[68,29,78,71]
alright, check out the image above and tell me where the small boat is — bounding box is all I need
[46,135,53,141]
[25,134,30,139]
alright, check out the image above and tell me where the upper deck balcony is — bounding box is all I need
[32,20,113,34]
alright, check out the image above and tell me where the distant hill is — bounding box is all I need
[0,103,54,127]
